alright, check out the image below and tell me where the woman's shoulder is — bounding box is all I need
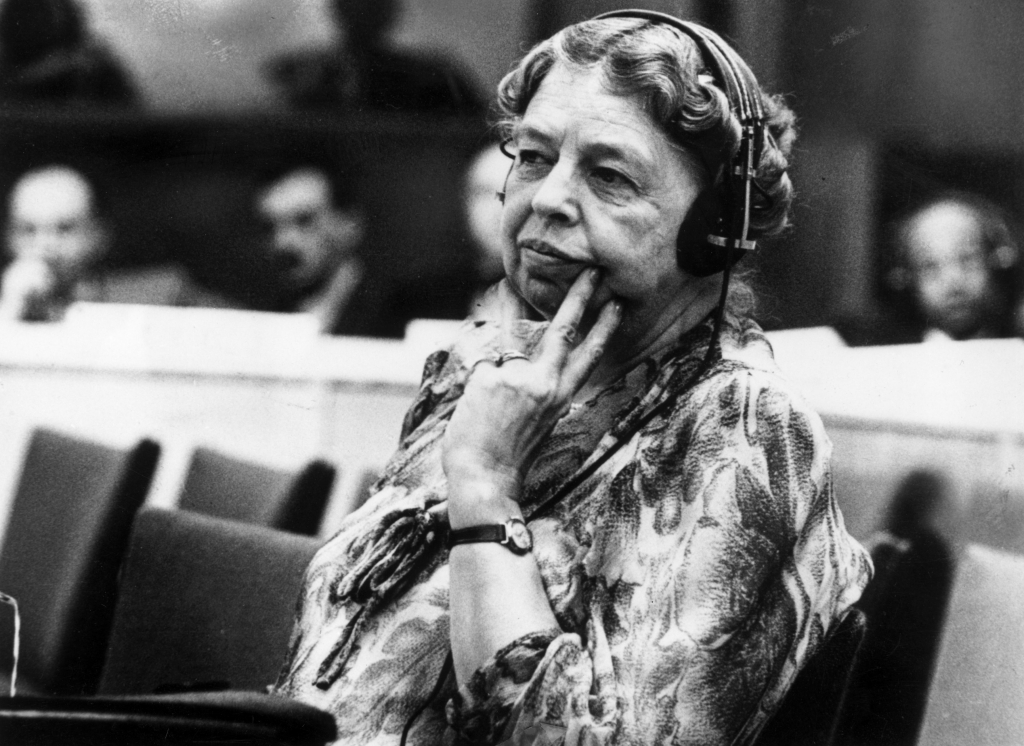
[660,319,832,476]
[702,319,824,423]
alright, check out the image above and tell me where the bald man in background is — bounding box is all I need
[895,197,1018,341]
[834,192,1021,346]
[462,143,511,321]
[0,165,108,320]
[0,164,228,321]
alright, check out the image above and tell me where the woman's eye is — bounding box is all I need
[592,167,633,190]
[513,149,553,179]
[518,149,549,166]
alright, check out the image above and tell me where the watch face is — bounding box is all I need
[506,519,533,553]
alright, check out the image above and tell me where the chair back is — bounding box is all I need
[915,544,1024,746]
[98,507,321,695]
[837,529,954,746]
[178,447,335,535]
[0,429,160,695]
[756,607,868,746]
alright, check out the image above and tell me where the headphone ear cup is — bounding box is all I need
[676,185,738,277]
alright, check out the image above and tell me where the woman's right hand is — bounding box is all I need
[442,268,621,527]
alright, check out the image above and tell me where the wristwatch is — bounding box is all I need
[447,517,533,554]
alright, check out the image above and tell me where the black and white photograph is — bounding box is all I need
[0,1,1020,744]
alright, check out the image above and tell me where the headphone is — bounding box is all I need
[595,9,768,277]
[497,10,769,278]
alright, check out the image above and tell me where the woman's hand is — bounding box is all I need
[442,268,621,527]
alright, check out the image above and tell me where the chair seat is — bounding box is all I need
[0,691,336,746]
[98,508,322,695]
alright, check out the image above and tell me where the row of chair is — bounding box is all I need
[0,426,372,699]
[759,527,1024,746]
[0,426,1021,744]
[0,506,334,744]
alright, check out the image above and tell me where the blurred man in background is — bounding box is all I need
[256,161,403,337]
[462,142,510,321]
[0,164,229,321]
[837,192,1021,345]
[891,195,1020,342]
[0,165,108,320]
[266,0,481,114]
[0,0,137,107]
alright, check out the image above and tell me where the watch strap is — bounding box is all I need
[448,524,506,548]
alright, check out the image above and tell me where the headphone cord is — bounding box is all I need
[399,650,454,746]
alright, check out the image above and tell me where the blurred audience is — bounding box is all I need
[0,0,138,107]
[837,192,1021,345]
[266,0,482,114]
[255,159,404,337]
[462,142,511,320]
[0,165,224,321]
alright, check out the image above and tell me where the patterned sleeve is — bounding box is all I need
[447,365,873,745]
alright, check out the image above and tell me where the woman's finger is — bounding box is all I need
[560,298,622,394]
[498,278,532,356]
[535,267,601,369]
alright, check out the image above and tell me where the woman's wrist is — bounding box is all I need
[447,470,523,529]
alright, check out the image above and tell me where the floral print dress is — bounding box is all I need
[274,315,872,746]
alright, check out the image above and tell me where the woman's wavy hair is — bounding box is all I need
[494,17,798,316]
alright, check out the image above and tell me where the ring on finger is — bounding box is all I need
[469,355,499,373]
[496,350,530,366]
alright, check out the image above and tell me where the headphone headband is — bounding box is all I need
[594,9,765,158]
[593,8,768,270]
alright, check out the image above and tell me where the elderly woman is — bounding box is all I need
[275,12,871,746]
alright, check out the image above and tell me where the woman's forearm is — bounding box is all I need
[447,478,558,685]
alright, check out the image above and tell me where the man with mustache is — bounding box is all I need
[256,160,405,337]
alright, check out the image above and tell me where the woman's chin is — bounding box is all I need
[512,277,564,319]
[516,274,618,319]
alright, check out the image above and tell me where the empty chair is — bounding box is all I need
[839,530,954,744]
[98,507,321,695]
[915,544,1024,746]
[756,607,868,746]
[177,447,336,535]
[0,429,160,696]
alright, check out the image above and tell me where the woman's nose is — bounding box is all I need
[530,162,581,225]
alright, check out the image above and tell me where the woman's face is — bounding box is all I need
[501,62,704,347]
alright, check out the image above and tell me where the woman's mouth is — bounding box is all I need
[519,238,577,263]
[518,239,585,276]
